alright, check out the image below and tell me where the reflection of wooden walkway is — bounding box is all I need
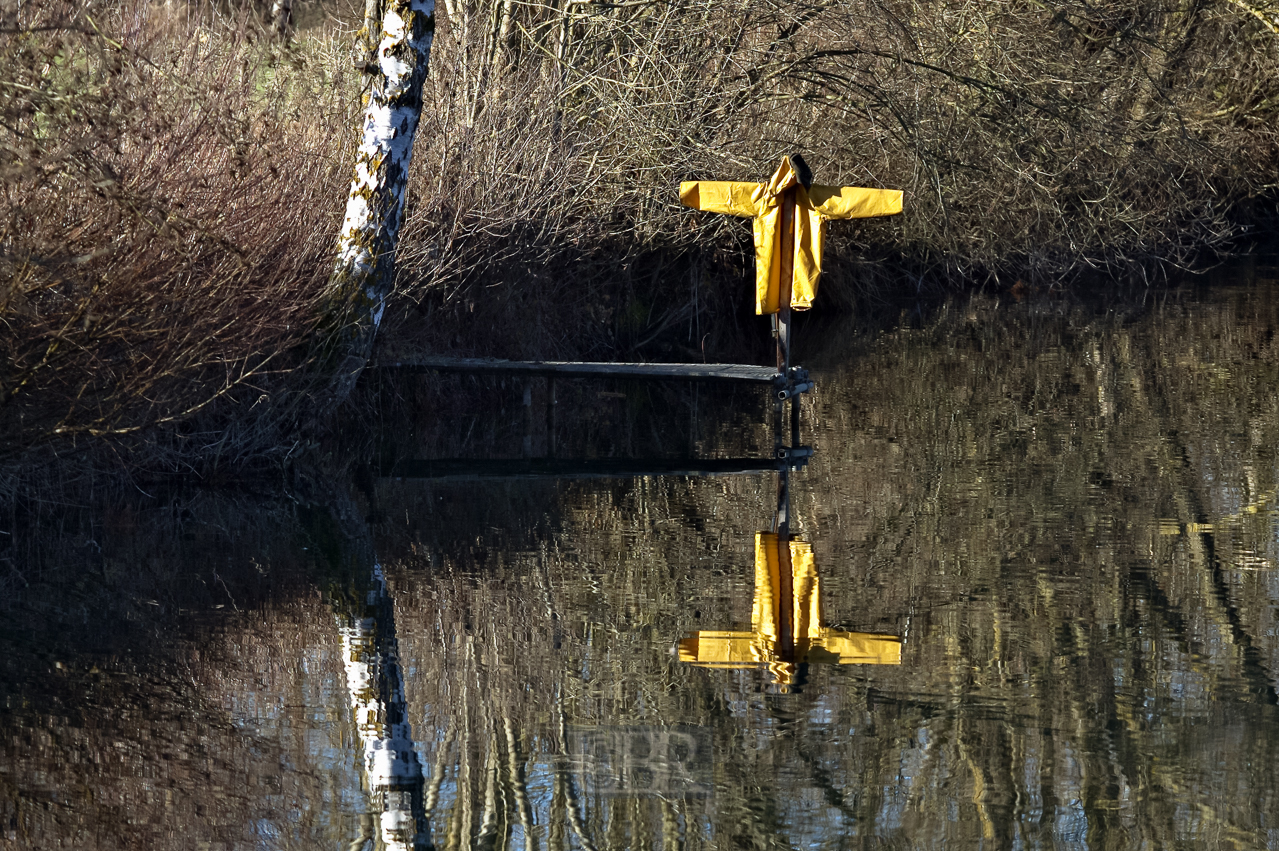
[380,455,808,481]
[375,357,814,467]
[377,357,783,384]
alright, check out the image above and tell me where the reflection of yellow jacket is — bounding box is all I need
[680,157,902,314]
[676,532,902,682]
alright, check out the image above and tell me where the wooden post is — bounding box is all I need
[773,186,797,456]
[774,467,790,533]
[775,187,797,372]
[546,377,557,457]
[777,534,795,664]
[774,391,786,457]
[790,385,801,448]
[522,380,534,457]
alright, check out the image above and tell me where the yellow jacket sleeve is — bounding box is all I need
[811,631,903,665]
[807,185,903,220]
[679,181,763,217]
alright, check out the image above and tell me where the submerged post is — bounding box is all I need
[546,377,558,457]
[774,468,795,664]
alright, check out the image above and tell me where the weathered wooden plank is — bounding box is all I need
[380,456,799,481]
[375,357,782,383]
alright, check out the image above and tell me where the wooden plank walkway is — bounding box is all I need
[380,456,803,481]
[376,357,782,383]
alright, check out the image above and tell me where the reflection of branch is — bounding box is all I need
[1117,332,1279,704]
[955,717,996,843]
[504,717,538,851]
[534,545,596,848]
[424,720,457,813]
[660,798,684,851]
[1199,534,1279,705]
[554,687,599,851]
[763,696,862,823]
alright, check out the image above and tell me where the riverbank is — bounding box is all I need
[3,0,1278,486]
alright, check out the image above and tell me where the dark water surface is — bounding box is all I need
[7,264,1279,849]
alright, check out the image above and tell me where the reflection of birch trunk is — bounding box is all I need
[338,563,433,851]
[1115,330,1279,702]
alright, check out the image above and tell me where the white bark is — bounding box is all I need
[270,0,292,37]
[339,563,432,851]
[327,0,436,396]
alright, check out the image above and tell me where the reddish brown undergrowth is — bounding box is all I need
[1,0,360,485]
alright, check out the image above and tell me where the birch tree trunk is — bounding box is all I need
[326,0,437,400]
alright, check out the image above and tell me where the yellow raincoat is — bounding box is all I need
[679,157,902,314]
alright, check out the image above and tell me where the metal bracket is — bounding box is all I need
[775,446,813,472]
[772,366,813,399]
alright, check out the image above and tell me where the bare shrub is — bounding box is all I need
[390,0,1279,363]
[0,0,360,474]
